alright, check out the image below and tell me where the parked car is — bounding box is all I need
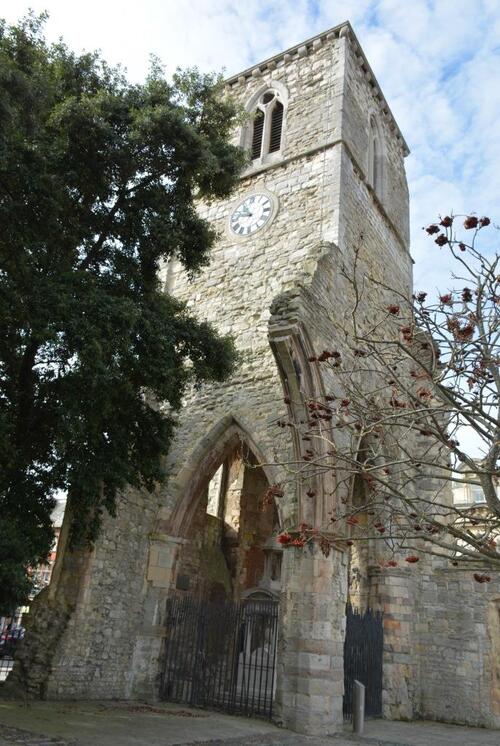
[0,627,24,658]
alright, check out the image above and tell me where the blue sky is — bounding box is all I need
[3,0,500,291]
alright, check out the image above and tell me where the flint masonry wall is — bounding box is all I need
[40,487,159,699]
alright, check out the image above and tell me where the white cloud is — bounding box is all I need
[3,0,500,294]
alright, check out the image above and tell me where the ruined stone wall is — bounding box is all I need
[173,457,276,601]
[44,486,160,699]
[235,463,276,595]
[365,530,500,726]
[173,490,233,601]
[276,547,348,734]
[415,565,500,728]
[369,566,421,720]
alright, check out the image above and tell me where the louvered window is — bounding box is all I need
[268,102,283,153]
[248,90,285,161]
[251,109,265,160]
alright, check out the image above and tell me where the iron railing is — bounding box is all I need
[0,615,24,683]
[343,604,383,721]
[161,595,278,719]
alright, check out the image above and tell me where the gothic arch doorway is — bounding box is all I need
[159,421,283,717]
[172,436,282,603]
[343,438,384,720]
[161,427,281,717]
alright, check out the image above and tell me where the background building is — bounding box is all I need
[32,499,66,591]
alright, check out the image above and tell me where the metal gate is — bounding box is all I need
[343,605,383,720]
[161,596,278,719]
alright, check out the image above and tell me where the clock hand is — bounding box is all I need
[235,208,250,219]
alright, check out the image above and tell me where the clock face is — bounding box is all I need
[230,193,273,236]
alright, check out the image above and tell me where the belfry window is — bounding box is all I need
[249,90,284,161]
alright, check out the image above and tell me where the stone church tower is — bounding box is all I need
[16,21,411,734]
[16,22,500,735]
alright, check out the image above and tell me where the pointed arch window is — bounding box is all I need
[368,116,384,199]
[249,90,285,161]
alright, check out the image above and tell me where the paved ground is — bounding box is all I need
[0,701,499,746]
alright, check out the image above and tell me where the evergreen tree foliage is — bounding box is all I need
[0,14,246,612]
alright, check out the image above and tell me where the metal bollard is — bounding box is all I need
[353,679,365,735]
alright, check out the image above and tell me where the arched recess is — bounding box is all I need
[268,313,336,530]
[163,416,283,602]
[166,415,280,539]
[347,437,374,610]
[347,434,393,611]
[367,114,385,200]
